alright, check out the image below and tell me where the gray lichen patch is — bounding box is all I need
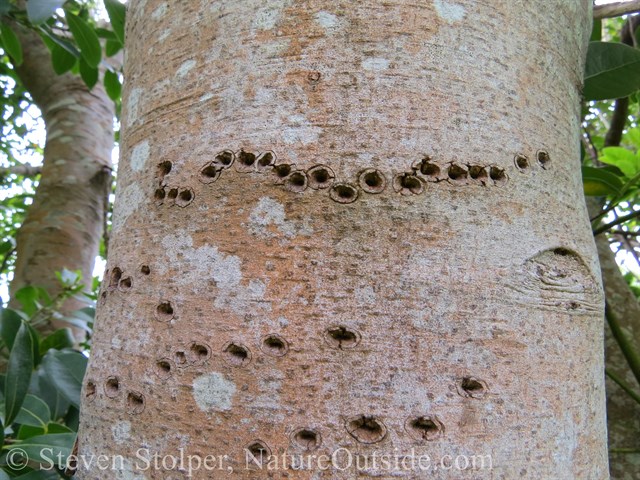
[192,372,236,413]
[248,197,313,239]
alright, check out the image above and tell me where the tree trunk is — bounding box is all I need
[596,234,640,479]
[78,1,607,478]
[8,22,114,334]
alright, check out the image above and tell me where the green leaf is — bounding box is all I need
[36,369,70,420]
[50,43,76,74]
[17,424,46,440]
[103,0,125,45]
[626,127,640,149]
[65,10,101,68]
[105,37,121,57]
[46,423,72,434]
[26,0,66,25]
[14,433,76,469]
[584,42,640,101]
[79,58,98,89]
[15,470,60,479]
[590,18,602,42]
[600,146,640,178]
[41,350,87,408]
[40,329,74,355]
[14,285,50,317]
[582,166,624,196]
[104,69,121,101]
[15,394,51,427]
[4,323,35,425]
[0,24,23,66]
[1,307,24,351]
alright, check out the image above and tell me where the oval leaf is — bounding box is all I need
[1,307,24,351]
[40,328,74,354]
[15,394,51,428]
[103,69,121,100]
[584,42,640,101]
[599,146,640,179]
[0,24,23,66]
[41,349,87,408]
[582,166,624,196]
[15,432,76,470]
[79,57,98,89]
[103,0,125,45]
[51,43,76,75]
[65,11,101,68]
[26,0,66,25]
[4,322,35,425]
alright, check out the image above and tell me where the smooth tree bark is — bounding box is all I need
[79,1,607,478]
[8,22,114,334]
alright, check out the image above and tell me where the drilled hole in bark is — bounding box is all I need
[291,428,321,451]
[127,391,145,414]
[118,276,132,291]
[236,150,256,171]
[406,416,444,441]
[330,184,359,204]
[274,164,292,178]
[140,265,150,275]
[448,164,468,181]
[346,416,387,444]
[176,188,194,207]
[262,334,289,357]
[199,164,220,183]
[189,342,211,362]
[553,247,572,257]
[155,301,174,322]
[245,441,271,466]
[154,188,166,201]
[394,174,424,194]
[85,381,96,399]
[174,350,187,365]
[105,377,120,398]
[155,358,172,379]
[325,326,360,349]
[459,377,487,398]
[257,151,276,170]
[489,167,506,183]
[468,165,487,180]
[214,150,235,168]
[157,161,172,180]
[359,169,386,194]
[285,171,308,192]
[537,150,551,169]
[307,165,335,189]
[167,188,178,200]
[420,159,440,177]
[223,342,251,367]
[109,267,122,289]
[514,154,529,170]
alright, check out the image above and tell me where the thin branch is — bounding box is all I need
[595,0,640,19]
[606,302,640,389]
[606,368,640,405]
[610,448,640,454]
[594,209,640,235]
[0,164,42,178]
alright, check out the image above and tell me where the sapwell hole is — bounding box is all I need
[155,359,172,378]
[155,301,174,321]
[274,164,292,178]
[359,169,386,194]
[308,165,335,189]
[420,160,440,177]
[285,171,308,192]
[105,377,120,398]
[238,150,256,167]
[118,276,132,291]
[262,334,289,357]
[514,154,529,170]
[245,441,271,464]
[157,161,172,180]
[109,267,122,289]
[407,416,443,441]
[257,152,275,169]
[167,188,178,200]
[176,188,194,207]
[460,377,487,398]
[346,416,387,444]
[190,342,210,361]
[199,164,220,183]
[140,265,151,275]
[85,381,96,399]
[468,165,487,180]
[330,184,358,204]
[154,188,166,201]
[292,429,321,451]
[214,150,234,167]
[223,343,251,367]
[489,167,506,183]
[448,164,468,181]
[537,150,551,168]
[127,391,145,414]
[174,350,187,365]
[325,326,360,349]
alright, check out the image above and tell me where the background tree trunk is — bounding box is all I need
[78,1,607,478]
[8,22,114,334]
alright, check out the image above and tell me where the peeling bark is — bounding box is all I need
[8,22,114,335]
[79,1,607,478]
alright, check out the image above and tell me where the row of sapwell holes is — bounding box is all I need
[149,149,551,206]
[142,313,489,447]
[99,265,151,299]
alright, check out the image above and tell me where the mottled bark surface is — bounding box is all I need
[79,1,607,478]
[8,22,114,332]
